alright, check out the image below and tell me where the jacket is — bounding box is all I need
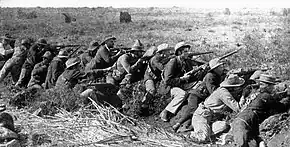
[27,60,50,87]
[111,53,145,83]
[43,57,66,89]
[163,56,201,88]
[85,45,119,70]
[204,87,240,113]
[144,53,171,81]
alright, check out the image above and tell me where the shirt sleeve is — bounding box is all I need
[220,88,240,112]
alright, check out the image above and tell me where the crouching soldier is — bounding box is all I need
[85,36,124,70]
[159,42,204,122]
[27,51,53,89]
[55,57,109,90]
[189,74,244,143]
[16,38,50,88]
[142,43,173,103]
[0,33,15,62]
[79,40,99,69]
[0,39,31,84]
[106,39,149,86]
[43,50,68,89]
[172,58,226,132]
[231,74,289,147]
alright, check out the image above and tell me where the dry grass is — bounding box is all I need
[7,98,201,147]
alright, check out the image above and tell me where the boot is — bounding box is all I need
[159,109,169,122]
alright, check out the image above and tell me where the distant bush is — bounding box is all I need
[17,9,38,19]
[282,8,290,16]
[224,8,231,15]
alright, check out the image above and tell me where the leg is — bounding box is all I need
[173,93,201,131]
[0,58,14,82]
[190,113,211,143]
[165,87,187,114]
[15,66,33,88]
[232,119,251,147]
[143,79,155,102]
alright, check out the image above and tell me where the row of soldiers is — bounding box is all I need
[1,33,290,146]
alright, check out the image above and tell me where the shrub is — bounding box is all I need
[224,8,231,15]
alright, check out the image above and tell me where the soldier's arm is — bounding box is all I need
[220,89,241,112]
[32,63,47,76]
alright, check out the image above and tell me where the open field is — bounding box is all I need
[0,7,290,146]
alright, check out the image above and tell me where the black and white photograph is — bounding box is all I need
[0,0,290,146]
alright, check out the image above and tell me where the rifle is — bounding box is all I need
[218,48,242,61]
[169,51,214,57]
[68,45,83,58]
[53,44,85,49]
[111,47,131,53]
[187,51,214,57]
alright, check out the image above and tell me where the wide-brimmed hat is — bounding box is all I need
[36,38,47,45]
[209,58,224,71]
[220,74,245,87]
[0,33,15,41]
[66,57,81,69]
[88,40,99,51]
[174,42,191,55]
[130,39,145,52]
[256,74,277,85]
[157,43,172,53]
[100,36,116,45]
[57,50,69,58]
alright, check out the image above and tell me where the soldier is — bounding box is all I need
[0,39,31,84]
[189,74,244,143]
[231,74,289,147]
[55,57,109,90]
[142,43,173,103]
[79,40,99,69]
[106,39,148,86]
[159,42,205,122]
[15,38,51,88]
[172,58,226,132]
[85,36,124,70]
[43,50,68,89]
[0,33,15,62]
[27,51,53,89]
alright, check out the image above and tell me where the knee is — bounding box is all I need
[171,87,187,97]
[145,80,156,94]
[80,89,94,98]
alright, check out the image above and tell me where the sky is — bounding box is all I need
[1,0,290,8]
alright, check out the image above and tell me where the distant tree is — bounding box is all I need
[120,12,132,23]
